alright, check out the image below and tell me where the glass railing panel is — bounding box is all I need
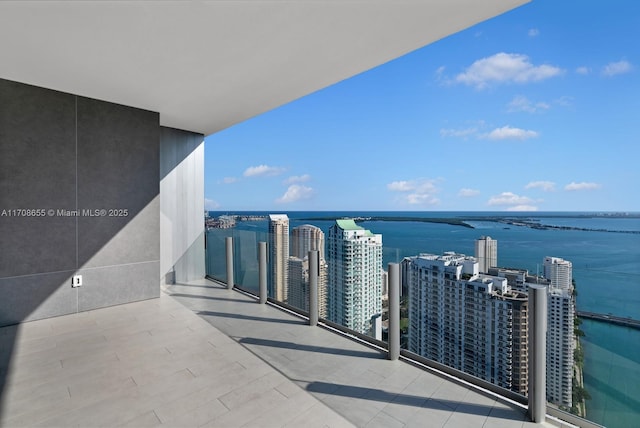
[232,229,267,295]
[205,227,233,282]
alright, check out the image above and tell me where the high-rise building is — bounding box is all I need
[400,256,412,298]
[268,214,289,302]
[286,254,329,316]
[475,236,497,273]
[407,253,529,394]
[287,256,307,311]
[488,266,548,294]
[291,224,325,260]
[289,224,328,317]
[543,256,575,408]
[490,261,576,408]
[544,256,572,291]
[327,219,382,336]
[381,268,389,300]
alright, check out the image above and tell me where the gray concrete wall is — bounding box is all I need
[0,78,160,326]
[160,127,205,286]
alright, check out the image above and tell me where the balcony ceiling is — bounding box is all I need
[0,1,528,136]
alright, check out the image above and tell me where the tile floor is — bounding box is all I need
[0,279,562,427]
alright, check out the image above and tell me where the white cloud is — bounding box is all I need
[222,177,237,184]
[243,164,285,177]
[440,127,478,138]
[387,181,414,192]
[455,53,563,89]
[388,179,440,206]
[507,205,538,211]
[507,96,550,113]
[525,181,556,192]
[483,126,539,140]
[276,185,314,203]
[488,192,534,206]
[204,198,220,210]
[406,194,440,205]
[388,179,437,194]
[528,28,539,37]
[576,66,590,75]
[554,96,573,107]
[458,188,480,197]
[564,182,602,191]
[602,60,633,77]
[283,174,311,185]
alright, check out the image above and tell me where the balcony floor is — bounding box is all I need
[0,279,555,427]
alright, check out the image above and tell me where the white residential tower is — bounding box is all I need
[327,219,382,337]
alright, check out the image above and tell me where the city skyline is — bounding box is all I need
[204,0,639,212]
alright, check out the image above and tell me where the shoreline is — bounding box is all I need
[300,216,475,228]
[297,215,640,234]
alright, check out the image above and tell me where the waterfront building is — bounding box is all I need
[268,214,289,302]
[288,256,307,311]
[318,260,328,319]
[291,224,325,260]
[489,262,576,408]
[488,267,548,294]
[327,219,382,336]
[381,268,389,300]
[407,253,529,394]
[290,224,328,317]
[544,256,572,291]
[400,257,412,298]
[287,255,328,318]
[543,257,575,408]
[475,236,497,273]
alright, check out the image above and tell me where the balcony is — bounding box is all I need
[1,279,552,427]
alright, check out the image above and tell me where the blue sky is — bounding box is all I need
[205,0,639,212]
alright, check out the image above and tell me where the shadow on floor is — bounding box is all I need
[172,282,219,289]
[238,336,385,359]
[305,381,522,420]
[196,310,306,326]
[169,292,255,305]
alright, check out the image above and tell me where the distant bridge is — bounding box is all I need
[577,311,640,330]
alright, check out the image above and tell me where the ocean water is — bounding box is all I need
[208,211,640,428]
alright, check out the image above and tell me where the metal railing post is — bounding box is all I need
[528,284,547,423]
[225,236,234,290]
[388,263,400,360]
[309,250,319,326]
[258,242,267,303]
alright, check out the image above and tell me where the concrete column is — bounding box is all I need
[388,263,400,360]
[225,237,234,290]
[528,284,547,423]
[309,250,319,326]
[259,242,267,304]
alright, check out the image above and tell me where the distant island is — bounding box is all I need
[301,216,475,228]
[460,216,640,234]
[298,214,640,234]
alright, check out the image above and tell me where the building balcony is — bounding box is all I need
[1,279,557,428]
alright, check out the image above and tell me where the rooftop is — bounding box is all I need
[1,278,554,427]
[336,219,364,231]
